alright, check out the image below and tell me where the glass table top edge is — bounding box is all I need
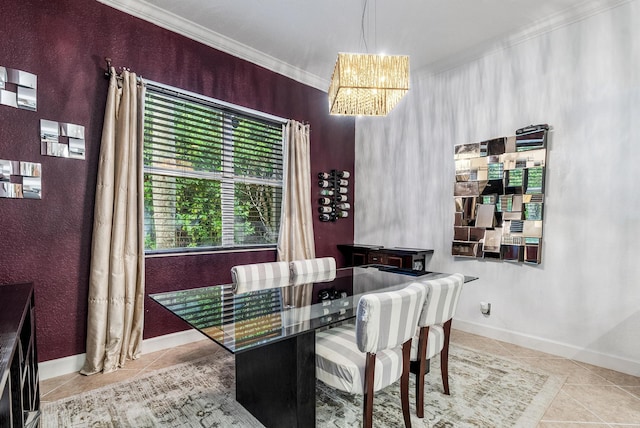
[149,266,477,353]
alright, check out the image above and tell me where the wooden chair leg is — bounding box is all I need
[401,340,412,428]
[415,326,429,418]
[441,319,452,395]
[363,353,376,428]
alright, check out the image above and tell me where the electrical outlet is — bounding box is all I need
[480,301,491,316]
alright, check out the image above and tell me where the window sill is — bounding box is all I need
[144,245,276,259]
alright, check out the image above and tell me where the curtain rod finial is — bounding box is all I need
[104,57,113,79]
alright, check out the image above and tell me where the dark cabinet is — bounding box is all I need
[338,245,434,271]
[1,283,40,428]
[338,244,383,267]
[367,251,403,267]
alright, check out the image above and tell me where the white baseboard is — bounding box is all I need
[139,329,205,354]
[38,329,205,381]
[453,319,640,377]
[41,321,640,380]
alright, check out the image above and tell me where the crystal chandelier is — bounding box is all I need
[328,53,409,116]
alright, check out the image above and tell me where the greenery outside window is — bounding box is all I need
[143,83,285,253]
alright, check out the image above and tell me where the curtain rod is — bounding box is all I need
[102,57,289,124]
[104,57,143,82]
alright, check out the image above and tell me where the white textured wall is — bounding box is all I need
[355,1,640,375]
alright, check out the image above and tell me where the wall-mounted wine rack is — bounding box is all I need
[318,169,351,221]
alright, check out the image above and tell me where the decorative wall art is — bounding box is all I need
[318,170,351,221]
[40,119,86,160]
[0,159,42,199]
[0,66,37,111]
[452,124,549,264]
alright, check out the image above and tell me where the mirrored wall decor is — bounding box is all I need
[0,66,37,111]
[452,124,549,264]
[0,159,42,199]
[40,119,85,160]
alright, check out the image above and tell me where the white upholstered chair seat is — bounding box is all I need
[316,325,404,395]
[409,324,444,361]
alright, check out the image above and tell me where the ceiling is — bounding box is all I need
[100,0,623,90]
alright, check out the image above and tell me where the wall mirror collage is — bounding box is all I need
[1,65,88,202]
[0,66,37,111]
[1,65,42,199]
[452,124,549,264]
[40,119,86,160]
[0,159,42,199]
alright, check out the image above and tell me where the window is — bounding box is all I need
[143,83,285,253]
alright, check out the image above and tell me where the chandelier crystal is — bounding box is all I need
[328,53,409,116]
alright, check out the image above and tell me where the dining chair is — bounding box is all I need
[290,256,336,277]
[411,273,465,418]
[230,261,290,293]
[290,257,337,288]
[316,283,427,428]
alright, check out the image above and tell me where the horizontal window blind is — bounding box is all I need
[143,84,285,252]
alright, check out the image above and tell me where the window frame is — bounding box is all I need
[142,80,288,256]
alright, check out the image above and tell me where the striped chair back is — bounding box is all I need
[231,261,290,292]
[291,269,336,286]
[417,273,465,327]
[290,257,336,277]
[412,273,465,417]
[356,283,427,354]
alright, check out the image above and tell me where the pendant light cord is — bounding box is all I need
[361,0,369,52]
[360,0,379,53]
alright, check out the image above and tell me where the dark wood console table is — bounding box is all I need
[338,244,434,271]
[1,282,40,428]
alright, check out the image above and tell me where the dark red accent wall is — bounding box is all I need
[0,0,354,361]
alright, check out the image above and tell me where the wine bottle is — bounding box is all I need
[318,172,330,179]
[337,194,348,202]
[337,210,349,218]
[337,203,350,210]
[336,171,350,179]
[318,180,330,188]
[318,206,333,213]
[318,197,332,205]
[338,179,349,186]
[319,213,336,222]
[320,189,334,196]
[338,187,348,194]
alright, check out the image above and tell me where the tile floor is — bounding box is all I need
[40,329,640,427]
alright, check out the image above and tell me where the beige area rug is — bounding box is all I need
[41,344,565,427]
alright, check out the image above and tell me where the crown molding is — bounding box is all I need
[96,0,330,91]
[425,0,635,75]
[98,0,632,91]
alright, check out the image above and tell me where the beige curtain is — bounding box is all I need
[278,120,315,311]
[81,68,146,375]
[277,120,315,262]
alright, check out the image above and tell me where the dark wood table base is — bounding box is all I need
[236,331,316,427]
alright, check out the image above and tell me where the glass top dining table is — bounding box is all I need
[150,265,476,354]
